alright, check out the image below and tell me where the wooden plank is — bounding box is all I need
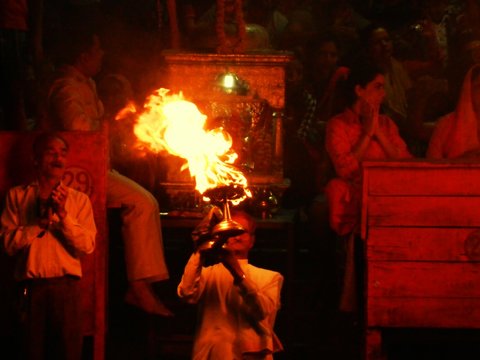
[363,161,480,335]
[366,167,480,196]
[366,329,387,360]
[366,227,480,261]
[367,298,480,328]
[361,167,370,240]
[367,262,480,298]
[367,196,480,227]
[363,159,480,171]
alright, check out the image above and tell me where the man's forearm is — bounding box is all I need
[178,252,204,302]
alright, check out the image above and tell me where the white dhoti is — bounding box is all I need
[107,170,169,282]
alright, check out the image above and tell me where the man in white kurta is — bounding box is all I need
[1,133,96,360]
[178,211,284,359]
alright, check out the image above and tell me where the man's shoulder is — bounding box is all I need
[7,183,34,194]
[65,186,92,203]
[3,183,36,205]
[50,66,87,89]
[248,264,283,280]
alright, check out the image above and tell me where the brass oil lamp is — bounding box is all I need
[192,184,246,252]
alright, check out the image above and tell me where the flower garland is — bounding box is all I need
[216,0,246,53]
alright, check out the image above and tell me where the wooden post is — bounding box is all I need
[166,0,181,49]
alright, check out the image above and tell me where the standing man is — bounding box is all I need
[178,210,284,359]
[1,132,96,360]
[41,27,173,316]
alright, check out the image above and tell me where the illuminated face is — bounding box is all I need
[225,214,255,258]
[356,74,386,107]
[36,137,68,180]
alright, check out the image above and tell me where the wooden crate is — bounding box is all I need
[362,160,480,359]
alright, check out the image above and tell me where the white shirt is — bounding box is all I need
[1,182,96,280]
[178,253,283,359]
[47,65,104,131]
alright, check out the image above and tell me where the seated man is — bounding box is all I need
[0,132,96,360]
[40,27,172,316]
[178,210,284,360]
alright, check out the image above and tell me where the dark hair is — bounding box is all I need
[342,60,384,107]
[359,22,389,48]
[231,209,257,234]
[308,32,341,58]
[300,32,343,84]
[33,132,69,161]
[56,26,97,66]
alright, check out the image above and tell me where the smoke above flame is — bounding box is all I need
[119,88,249,199]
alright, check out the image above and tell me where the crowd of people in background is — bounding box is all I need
[2,0,480,158]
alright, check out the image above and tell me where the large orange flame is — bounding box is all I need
[123,88,250,201]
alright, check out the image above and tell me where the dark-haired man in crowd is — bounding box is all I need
[178,210,284,359]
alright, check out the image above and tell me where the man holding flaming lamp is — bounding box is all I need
[178,209,284,359]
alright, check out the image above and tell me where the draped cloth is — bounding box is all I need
[427,64,480,159]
